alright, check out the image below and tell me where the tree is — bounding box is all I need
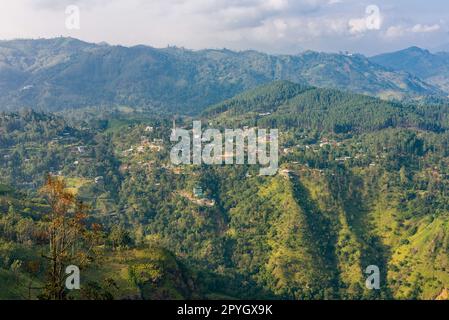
[109,225,132,250]
[39,175,93,300]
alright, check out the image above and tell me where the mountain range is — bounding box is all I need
[371,46,449,93]
[0,38,447,114]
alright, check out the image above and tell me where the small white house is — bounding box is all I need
[77,146,86,153]
[94,176,104,184]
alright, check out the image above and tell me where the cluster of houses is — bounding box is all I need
[281,137,382,168]
[122,138,164,156]
[122,126,164,157]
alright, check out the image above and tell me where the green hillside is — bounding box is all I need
[1,82,448,300]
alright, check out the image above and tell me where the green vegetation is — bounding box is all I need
[0,80,448,300]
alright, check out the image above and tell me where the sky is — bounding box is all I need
[0,0,448,55]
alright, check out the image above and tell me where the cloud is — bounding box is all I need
[385,23,441,38]
[411,24,440,33]
[31,0,110,10]
[348,17,368,34]
[0,0,448,55]
[385,25,406,38]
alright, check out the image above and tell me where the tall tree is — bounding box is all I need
[40,175,90,300]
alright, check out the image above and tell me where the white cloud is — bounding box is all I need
[385,25,406,38]
[0,0,447,55]
[411,24,440,33]
[348,17,368,34]
[0,0,343,48]
[385,23,441,38]
[263,0,289,11]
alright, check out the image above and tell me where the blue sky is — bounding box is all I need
[1,0,448,55]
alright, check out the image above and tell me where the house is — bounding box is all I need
[193,186,203,198]
[21,85,34,91]
[145,126,154,133]
[94,176,104,184]
[77,146,86,153]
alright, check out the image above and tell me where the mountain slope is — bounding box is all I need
[0,38,444,113]
[1,103,449,299]
[204,81,449,134]
[371,47,449,94]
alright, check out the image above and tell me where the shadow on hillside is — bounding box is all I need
[288,174,341,298]
[326,168,393,299]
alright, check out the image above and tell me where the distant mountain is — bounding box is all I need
[0,38,444,113]
[371,47,449,94]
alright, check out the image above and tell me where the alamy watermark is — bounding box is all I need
[65,265,80,290]
[365,265,380,290]
[349,4,381,34]
[65,5,81,30]
[170,121,279,176]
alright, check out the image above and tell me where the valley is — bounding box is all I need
[1,80,448,299]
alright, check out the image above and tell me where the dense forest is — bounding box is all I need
[1,81,448,300]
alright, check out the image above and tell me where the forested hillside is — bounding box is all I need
[204,81,449,133]
[0,38,444,114]
[1,81,448,299]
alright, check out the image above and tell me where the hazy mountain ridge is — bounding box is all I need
[371,47,449,94]
[0,38,444,113]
